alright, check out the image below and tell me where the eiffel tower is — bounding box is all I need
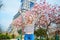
[13,0,36,20]
[8,0,36,35]
[20,0,36,14]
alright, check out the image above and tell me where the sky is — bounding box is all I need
[0,0,60,32]
[0,0,21,32]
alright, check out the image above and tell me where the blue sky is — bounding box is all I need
[0,0,60,32]
[0,0,21,31]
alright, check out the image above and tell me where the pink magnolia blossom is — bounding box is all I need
[12,15,23,27]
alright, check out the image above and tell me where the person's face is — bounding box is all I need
[25,16,33,24]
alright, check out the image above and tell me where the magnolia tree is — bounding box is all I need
[12,0,60,32]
